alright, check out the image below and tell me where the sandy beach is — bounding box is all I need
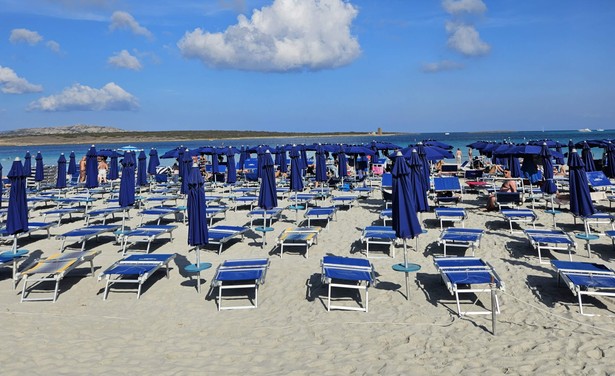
[1,182,615,375]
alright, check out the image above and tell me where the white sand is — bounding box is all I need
[1,185,615,375]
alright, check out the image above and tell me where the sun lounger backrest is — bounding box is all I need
[440,164,458,173]
[496,192,522,208]
[433,177,462,192]
[381,173,392,188]
[464,170,483,179]
[586,171,612,189]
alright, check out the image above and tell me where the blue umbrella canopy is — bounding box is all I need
[23,151,32,177]
[605,142,615,178]
[187,163,208,248]
[568,150,596,217]
[108,153,119,180]
[258,151,278,210]
[540,143,557,195]
[34,152,44,182]
[581,142,596,172]
[225,147,237,184]
[407,149,429,213]
[555,142,565,165]
[391,151,422,240]
[119,152,136,208]
[56,154,67,189]
[289,146,304,193]
[315,144,328,183]
[6,158,28,236]
[508,155,522,178]
[137,150,148,187]
[521,156,541,184]
[423,139,453,150]
[181,149,192,194]
[85,145,98,189]
[67,151,77,176]
[148,148,160,175]
[275,146,287,174]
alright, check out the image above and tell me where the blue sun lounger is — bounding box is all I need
[205,205,228,226]
[360,226,398,258]
[142,194,179,207]
[19,250,101,302]
[210,258,270,310]
[433,177,462,205]
[551,260,615,316]
[331,194,359,209]
[0,249,29,287]
[379,209,393,226]
[56,224,121,252]
[98,253,176,300]
[276,226,322,258]
[320,256,375,312]
[437,228,483,257]
[574,212,615,235]
[42,206,87,225]
[433,256,504,316]
[304,206,337,229]
[85,206,126,225]
[0,221,54,244]
[119,224,177,255]
[434,207,467,230]
[231,195,258,211]
[248,208,283,227]
[54,196,97,210]
[207,225,249,255]
[500,208,537,233]
[139,206,183,225]
[524,229,576,264]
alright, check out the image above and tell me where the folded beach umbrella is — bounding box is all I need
[605,142,615,178]
[7,158,28,251]
[336,145,348,181]
[315,144,328,184]
[177,148,186,178]
[407,149,429,213]
[521,156,541,184]
[56,154,67,189]
[108,152,119,180]
[23,151,32,177]
[119,151,136,231]
[180,149,192,194]
[567,140,574,162]
[238,146,248,173]
[258,151,278,243]
[300,145,309,174]
[415,143,431,193]
[508,155,521,178]
[0,162,3,208]
[67,151,77,177]
[391,151,422,300]
[187,163,208,276]
[581,142,596,172]
[34,152,44,183]
[85,145,98,189]
[148,148,160,175]
[137,150,148,187]
[540,143,558,196]
[554,142,565,165]
[568,149,596,220]
[225,147,237,184]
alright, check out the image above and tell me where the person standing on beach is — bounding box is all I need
[79,156,87,182]
[467,147,473,162]
[455,148,462,166]
[98,157,108,183]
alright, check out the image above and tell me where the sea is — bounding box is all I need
[0,129,613,168]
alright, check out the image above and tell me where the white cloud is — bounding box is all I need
[9,28,43,45]
[442,0,487,15]
[0,66,43,94]
[446,22,490,56]
[108,50,142,70]
[422,60,464,73]
[109,11,153,39]
[177,0,361,72]
[46,40,62,53]
[28,82,139,111]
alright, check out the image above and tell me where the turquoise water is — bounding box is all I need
[1,129,613,167]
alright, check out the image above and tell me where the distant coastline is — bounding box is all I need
[0,129,400,146]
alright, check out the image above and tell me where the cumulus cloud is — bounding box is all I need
[108,50,142,70]
[442,0,486,15]
[46,40,62,53]
[446,21,490,56]
[0,66,43,94]
[9,28,43,45]
[28,82,138,111]
[177,0,361,72]
[109,11,153,39]
[422,60,464,73]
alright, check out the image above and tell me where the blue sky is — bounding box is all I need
[1,0,614,133]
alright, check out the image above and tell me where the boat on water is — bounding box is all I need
[578,128,592,133]
[596,129,605,132]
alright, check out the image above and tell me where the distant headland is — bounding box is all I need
[0,125,398,146]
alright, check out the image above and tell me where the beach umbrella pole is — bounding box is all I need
[491,275,497,335]
[403,239,409,301]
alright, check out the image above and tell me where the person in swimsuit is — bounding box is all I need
[486,169,517,210]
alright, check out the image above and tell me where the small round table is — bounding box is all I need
[575,233,600,258]
[255,226,274,247]
[544,209,561,228]
[392,263,421,301]
[184,262,212,293]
